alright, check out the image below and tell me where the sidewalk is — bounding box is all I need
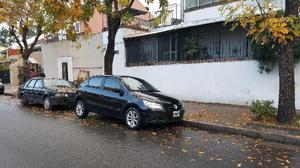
[3,84,18,97]
[183,101,300,145]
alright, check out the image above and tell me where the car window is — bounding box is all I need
[120,77,159,92]
[27,80,37,88]
[44,79,72,88]
[88,77,103,88]
[34,80,43,88]
[104,78,121,90]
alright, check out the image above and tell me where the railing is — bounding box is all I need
[185,0,284,10]
[185,0,221,10]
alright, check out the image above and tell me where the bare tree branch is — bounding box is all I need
[255,0,267,15]
[29,25,42,52]
[113,0,119,12]
[21,26,29,51]
[9,27,24,54]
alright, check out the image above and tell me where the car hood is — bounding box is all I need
[132,91,180,104]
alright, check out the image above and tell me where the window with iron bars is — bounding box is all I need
[125,23,253,66]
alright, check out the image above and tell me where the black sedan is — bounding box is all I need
[18,77,76,110]
[0,79,4,94]
[74,75,185,129]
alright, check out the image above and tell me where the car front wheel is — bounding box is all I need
[44,97,53,110]
[125,107,142,130]
[75,100,89,118]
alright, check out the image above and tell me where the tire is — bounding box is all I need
[125,107,142,130]
[44,97,53,111]
[20,96,28,106]
[74,100,89,118]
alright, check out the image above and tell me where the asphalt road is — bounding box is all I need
[0,96,299,168]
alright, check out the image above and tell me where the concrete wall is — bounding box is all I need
[41,33,105,81]
[112,29,300,109]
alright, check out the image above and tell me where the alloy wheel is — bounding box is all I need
[126,108,141,129]
[76,101,85,116]
[44,98,51,110]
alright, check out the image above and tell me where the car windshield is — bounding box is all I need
[120,77,159,92]
[44,79,72,88]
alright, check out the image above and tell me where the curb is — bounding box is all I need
[3,93,17,98]
[183,120,300,146]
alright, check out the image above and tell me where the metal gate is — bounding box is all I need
[0,71,10,84]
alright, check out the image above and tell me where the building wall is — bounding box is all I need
[183,0,285,24]
[41,33,105,81]
[79,0,150,34]
[112,29,300,109]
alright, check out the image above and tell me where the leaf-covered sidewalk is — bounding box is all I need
[183,102,300,140]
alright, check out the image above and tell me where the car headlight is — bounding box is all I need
[143,100,164,111]
[55,93,69,97]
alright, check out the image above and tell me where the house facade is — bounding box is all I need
[41,0,151,82]
[111,0,300,109]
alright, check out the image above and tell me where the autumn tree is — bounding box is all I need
[222,0,300,123]
[0,0,82,81]
[80,0,168,75]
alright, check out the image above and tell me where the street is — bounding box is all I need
[0,96,299,168]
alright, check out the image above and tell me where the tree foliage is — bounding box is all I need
[0,27,16,47]
[253,40,300,73]
[221,0,300,124]
[0,0,82,60]
[221,0,300,46]
[79,0,168,75]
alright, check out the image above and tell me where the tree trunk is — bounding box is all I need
[277,42,295,123]
[104,15,121,75]
[277,0,299,123]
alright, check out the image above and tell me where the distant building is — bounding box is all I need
[41,0,152,82]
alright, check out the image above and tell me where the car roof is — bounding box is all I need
[90,75,139,80]
[29,77,68,81]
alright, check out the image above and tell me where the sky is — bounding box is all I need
[140,0,182,17]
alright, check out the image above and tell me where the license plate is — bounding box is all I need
[173,111,180,117]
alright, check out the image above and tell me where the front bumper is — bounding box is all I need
[48,96,74,107]
[143,109,185,124]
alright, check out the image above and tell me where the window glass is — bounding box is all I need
[44,79,72,88]
[88,77,103,88]
[104,78,121,90]
[27,80,37,88]
[120,77,159,92]
[24,80,31,87]
[34,80,43,88]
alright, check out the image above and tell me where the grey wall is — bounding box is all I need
[41,33,105,81]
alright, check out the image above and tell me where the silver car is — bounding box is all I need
[0,79,4,94]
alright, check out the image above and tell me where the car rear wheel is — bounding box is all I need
[125,107,142,130]
[75,100,89,118]
[44,97,52,111]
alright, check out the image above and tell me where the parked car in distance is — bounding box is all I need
[0,79,4,94]
[74,75,185,129]
[18,77,76,110]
